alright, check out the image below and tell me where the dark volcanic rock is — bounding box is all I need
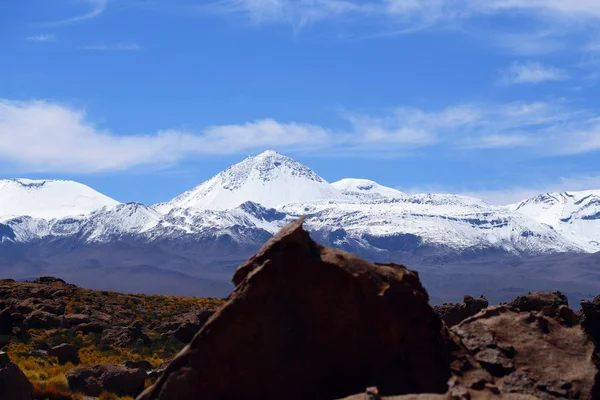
[62,313,91,327]
[0,351,34,400]
[124,360,152,371]
[434,295,488,327]
[66,364,146,397]
[138,217,458,400]
[452,306,599,399]
[102,321,152,347]
[506,291,568,312]
[33,276,67,285]
[24,310,61,329]
[580,294,600,345]
[157,310,213,343]
[49,343,80,365]
[76,321,109,334]
[147,362,169,384]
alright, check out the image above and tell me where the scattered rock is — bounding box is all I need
[24,310,61,329]
[76,321,109,334]
[33,277,67,285]
[49,343,80,365]
[0,307,25,335]
[102,321,152,347]
[124,360,152,371]
[139,218,458,400]
[0,351,34,400]
[28,349,49,359]
[62,313,91,327]
[157,310,213,343]
[38,301,66,315]
[506,291,568,312]
[434,295,488,327]
[16,298,40,315]
[66,364,147,397]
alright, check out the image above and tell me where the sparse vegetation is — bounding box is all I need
[0,279,225,399]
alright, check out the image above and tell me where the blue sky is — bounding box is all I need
[1,0,600,204]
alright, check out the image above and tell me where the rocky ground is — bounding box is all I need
[1,217,600,399]
[0,277,223,399]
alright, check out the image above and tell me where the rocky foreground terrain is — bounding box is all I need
[1,217,599,399]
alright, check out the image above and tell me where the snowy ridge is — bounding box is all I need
[512,190,600,251]
[331,178,406,202]
[0,179,119,220]
[1,151,600,257]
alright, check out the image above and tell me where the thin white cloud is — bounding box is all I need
[80,43,141,51]
[45,0,108,26]
[26,34,56,42]
[1,99,599,173]
[498,61,570,85]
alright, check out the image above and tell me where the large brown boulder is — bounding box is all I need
[66,363,146,397]
[434,295,488,327]
[506,291,568,312]
[0,351,34,400]
[452,306,599,399]
[138,217,457,400]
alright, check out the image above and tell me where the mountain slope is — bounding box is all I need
[511,191,600,252]
[0,179,119,220]
[281,194,586,258]
[154,150,345,213]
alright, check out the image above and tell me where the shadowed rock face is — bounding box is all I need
[138,217,458,400]
[581,295,600,346]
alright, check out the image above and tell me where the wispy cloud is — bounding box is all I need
[0,99,599,173]
[498,61,570,85]
[80,43,141,51]
[206,0,600,27]
[26,34,56,42]
[44,0,108,26]
[202,0,600,55]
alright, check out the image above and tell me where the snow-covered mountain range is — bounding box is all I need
[1,150,599,302]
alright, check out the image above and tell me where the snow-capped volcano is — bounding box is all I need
[0,179,119,220]
[511,190,600,252]
[155,150,345,212]
[331,178,406,202]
